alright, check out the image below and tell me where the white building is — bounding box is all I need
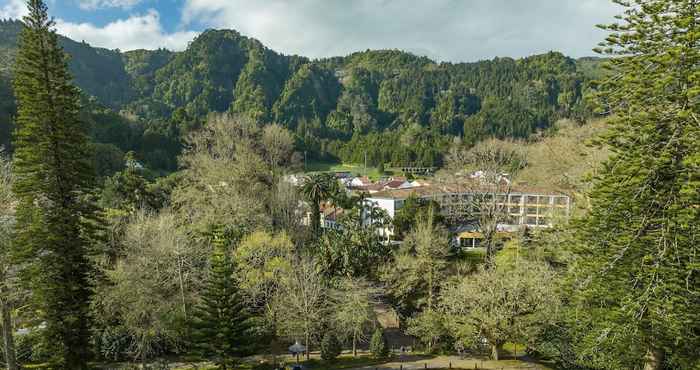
[364,183,571,241]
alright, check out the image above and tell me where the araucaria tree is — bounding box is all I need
[575,1,700,369]
[11,1,100,367]
[191,232,252,369]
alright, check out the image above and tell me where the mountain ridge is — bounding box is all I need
[0,19,604,173]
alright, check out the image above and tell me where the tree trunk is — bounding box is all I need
[643,347,664,370]
[311,202,321,236]
[0,295,18,370]
[491,342,503,361]
[177,256,187,320]
[353,331,357,357]
[305,331,310,360]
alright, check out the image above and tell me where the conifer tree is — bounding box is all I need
[575,1,699,369]
[369,328,389,359]
[191,232,252,370]
[11,1,99,368]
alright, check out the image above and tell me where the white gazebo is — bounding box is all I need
[288,341,306,363]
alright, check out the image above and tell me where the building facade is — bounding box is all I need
[364,184,572,240]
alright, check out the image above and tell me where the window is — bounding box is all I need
[538,196,550,205]
[526,207,538,215]
[510,195,522,204]
[555,196,569,206]
[509,206,521,214]
[526,216,538,226]
[526,195,538,204]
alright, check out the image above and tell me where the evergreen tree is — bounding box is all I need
[11,1,100,368]
[575,1,699,369]
[320,331,342,361]
[369,328,389,359]
[191,231,252,370]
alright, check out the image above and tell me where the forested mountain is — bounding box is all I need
[0,19,600,174]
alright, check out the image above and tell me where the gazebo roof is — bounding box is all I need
[289,341,306,353]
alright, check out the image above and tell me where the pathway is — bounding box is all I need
[349,355,552,370]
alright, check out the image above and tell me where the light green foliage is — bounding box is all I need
[273,257,328,360]
[234,231,294,309]
[331,278,378,356]
[93,210,207,363]
[380,209,450,317]
[440,261,558,361]
[406,309,445,352]
[572,1,700,368]
[173,114,296,236]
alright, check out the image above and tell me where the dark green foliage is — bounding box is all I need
[0,74,16,151]
[99,152,167,211]
[190,232,253,369]
[320,332,342,361]
[392,195,443,240]
[273,63,342,131]
[11,1,100,367]
[315,207,391,278]
[369,328,389,359]
[300,173,339,236]
[0,20,600,171]
[572,1,700,369]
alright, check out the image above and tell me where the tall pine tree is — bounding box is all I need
[12,1,100,368]
[191,231,253,370]
[575,1,699,369]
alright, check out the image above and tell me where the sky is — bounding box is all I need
[0,0,622,62]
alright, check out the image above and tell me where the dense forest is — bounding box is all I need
[0,18,601,175]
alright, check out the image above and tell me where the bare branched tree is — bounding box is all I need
[331,277,380,357]
[273,256,328,360]
[441,139,527,267]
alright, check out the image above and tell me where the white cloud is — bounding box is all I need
[182,0,622,62]
[77,0,143,11]
[55,9,198,51]
[0,0,28,19]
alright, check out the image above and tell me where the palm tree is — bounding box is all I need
[300,173,338,236]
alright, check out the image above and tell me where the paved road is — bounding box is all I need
[349,355,550,370]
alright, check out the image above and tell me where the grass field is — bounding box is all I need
[304,160,395,180]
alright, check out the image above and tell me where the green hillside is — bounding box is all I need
[0,19,605,173]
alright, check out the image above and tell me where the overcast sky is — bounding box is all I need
[0,0,622,62]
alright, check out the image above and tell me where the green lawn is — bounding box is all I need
[303,160,432,182]
[303,160,391,180]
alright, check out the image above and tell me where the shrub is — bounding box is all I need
[369,328,389,358]
[320,332,342,361]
